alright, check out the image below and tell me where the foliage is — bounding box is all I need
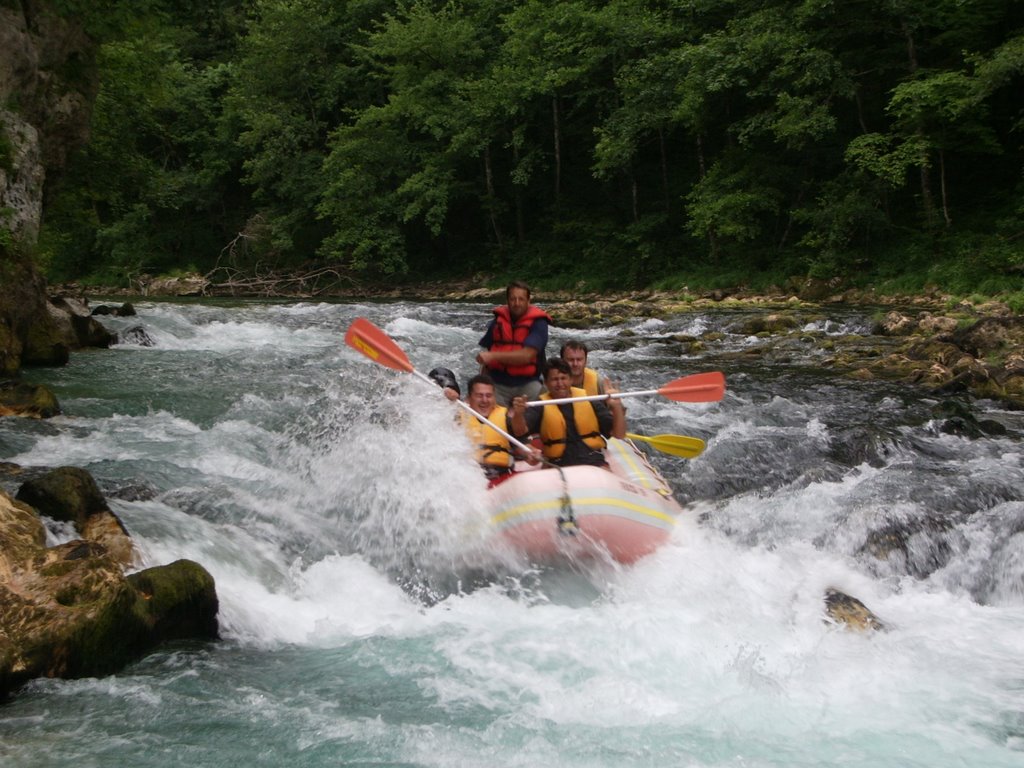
[31,0,1024,298]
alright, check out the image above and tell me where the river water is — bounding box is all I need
[1,299,1022,767]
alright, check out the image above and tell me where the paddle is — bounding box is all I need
[625,433,706,459]
[525,371,725,407]
[344,316,537,456]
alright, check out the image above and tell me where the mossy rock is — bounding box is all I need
[904,340,965,366]
[1,542,218,696]
[0,380,60,418]
[16,466,107,529]
[22,310,70,366]
[728,313,801,335]
[0,490,46,565]
[127,559,219,642]
[951,317,1024,358]
[0,323,22,377]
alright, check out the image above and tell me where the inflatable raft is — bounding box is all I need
[487,438,683,564]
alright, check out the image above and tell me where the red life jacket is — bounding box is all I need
[487,305,551,378]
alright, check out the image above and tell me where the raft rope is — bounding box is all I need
[519,432,577,536]
[555,464,577,536]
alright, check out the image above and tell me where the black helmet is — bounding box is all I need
[428,367,460,396]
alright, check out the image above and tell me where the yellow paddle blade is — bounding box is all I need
[626,432,706,459]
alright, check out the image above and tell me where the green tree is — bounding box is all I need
[229,0,389,267]
[41,3,250,283]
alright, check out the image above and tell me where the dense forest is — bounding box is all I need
[29,0,1024,296]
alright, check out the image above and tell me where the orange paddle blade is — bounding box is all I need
[344,317,414,373]
[657,371,726,403]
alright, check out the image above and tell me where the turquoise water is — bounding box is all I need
[1,300,1022,767]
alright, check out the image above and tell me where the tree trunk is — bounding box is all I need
[553,95,562,201]
[939,149,952,227]
[483,146,505,254]
[512,141,525,243]
[631,172,639,224]
[696,133,719,259]
[904,24,938,227]
[659,126,670,213]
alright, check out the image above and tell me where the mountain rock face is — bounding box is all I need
[0,1,97,243]
[0,2,99,378]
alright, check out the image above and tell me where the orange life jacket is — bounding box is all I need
[461,406,514,468]
[538,388,605,459]
[486,305,551,378]
[581,367,602,396]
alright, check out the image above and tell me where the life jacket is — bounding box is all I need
[462,406,514,469]
[581,367,602,397]
[538,387,605,460]
[487,305,551,378]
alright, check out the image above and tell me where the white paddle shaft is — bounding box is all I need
[411,369,534,454]
[525,390,653,407]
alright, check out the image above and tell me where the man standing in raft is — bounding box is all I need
[476,280,551,406]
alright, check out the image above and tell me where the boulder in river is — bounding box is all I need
[824,588,885,632]
[16,466,135,567]
[116,325,155,347]
[0,381,60,418]
[0,471,220,699]
[91,302,136,317]
[46,296,114,350]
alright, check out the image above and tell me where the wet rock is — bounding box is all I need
[116,325,155,347]
[950,316,1024,358]
[91,302,136,317]
[23,306,70,366]
[827,425,898,468]
[103,482,158,503]
[877,311,916,336]
[929,399,1007,438]
[0,488,219,699]
[824,588,885,632]
[48,297,113,349]
[728,313,801,336]
[16,467,135,568]
[860,518,955,579]
[126,560,219,643]
[0,381,60,418]
[16,467,109,529]
[917,312,959,335]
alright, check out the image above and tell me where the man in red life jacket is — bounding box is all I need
[515,358,625,468]
[476,280,551,406]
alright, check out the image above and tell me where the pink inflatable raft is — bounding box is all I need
[487,437,684,564]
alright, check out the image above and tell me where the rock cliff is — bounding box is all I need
[1,1,99,378]
[1,0,97,242]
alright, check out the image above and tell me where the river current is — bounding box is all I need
[1,299,1022,767]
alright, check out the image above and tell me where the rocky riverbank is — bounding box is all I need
[45,271,1024,410]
